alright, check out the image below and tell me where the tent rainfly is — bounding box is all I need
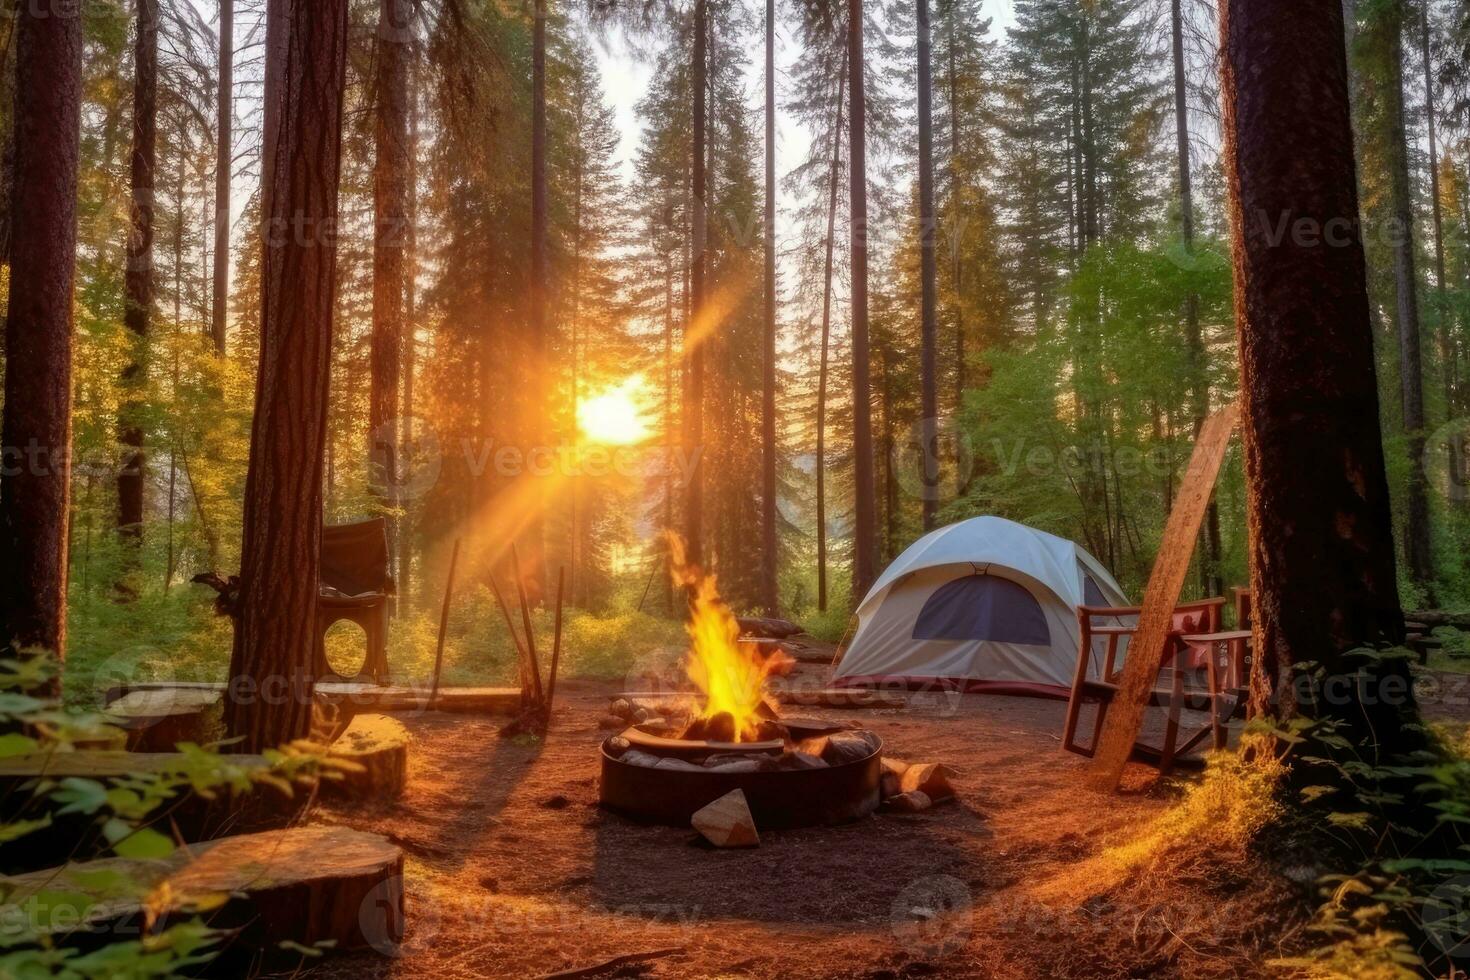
[833,516,1130,698]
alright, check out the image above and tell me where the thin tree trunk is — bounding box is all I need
[226,0,349,752]
[212,0,232,355]
[686,0,708,567]
[118,0,159,563]
[1220,0,1406,729]
[946,7,963,413]
[400,74,418,607]
[848,0,877,603]
[1382,0,1434,591]
[816,48,847,616]
[1421,4,1453,418]
[917,0,939,530]
[371,0,410,611]
[0,3,82,666]
[759,0,779,612]
[525,0,548,602]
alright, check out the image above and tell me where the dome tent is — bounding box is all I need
[833,516,1130,697]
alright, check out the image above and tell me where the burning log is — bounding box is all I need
[736,616,804,639]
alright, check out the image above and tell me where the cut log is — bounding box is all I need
[691,789,760,848]
[106,688,225,752]
[327,713,409,799]
[885,790,933,813]
[1,826,403,954]
[899,762,957,801]
[737,616,804,639]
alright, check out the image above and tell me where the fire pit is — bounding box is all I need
[598,541,884,829]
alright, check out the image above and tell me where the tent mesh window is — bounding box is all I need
[911,574,1051,645]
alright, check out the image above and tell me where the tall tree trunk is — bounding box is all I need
[0,3,82,666]
[1220,0,1406,732]
[525,0,548,602]
[946,7,963,414]
[1421,4,1453,417]
[816,48,847,616]
[848,0,877,603]
[1382,0,1434,592]
[686,0,708,567]
[400,76,418,607]
[1173,0,1223,596]
[225,0,349,752]
[212,0,232,355]
[759,0,779,612]
[118,0,158,564]
[917,0,939,530]
[372,0,410,612]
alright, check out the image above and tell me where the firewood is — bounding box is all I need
[691,789,760,848]
[885,790,933,813]
[736,616,804,639]
[880,758,909,799]
[326,713,409,799]
[899,763,958,801]
[1,826,403,953]
[703,711,737,744]
[810,731,879,766]
[784,750,828,770]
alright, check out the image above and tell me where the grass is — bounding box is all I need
[63,577,687,707]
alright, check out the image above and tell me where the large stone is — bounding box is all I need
[691,789,760,848]
[885,790,933,813]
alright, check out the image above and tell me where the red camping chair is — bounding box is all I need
[1061,597,1246,773]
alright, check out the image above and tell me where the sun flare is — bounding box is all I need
[578,375,652,445]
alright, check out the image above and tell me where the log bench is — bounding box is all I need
[103,681,522,718]
[0,826,404,961]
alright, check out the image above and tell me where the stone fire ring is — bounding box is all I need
[599,728,883,830]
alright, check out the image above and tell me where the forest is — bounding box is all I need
[5,0,1470,976]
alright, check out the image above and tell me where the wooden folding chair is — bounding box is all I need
[1062,597,1246,773]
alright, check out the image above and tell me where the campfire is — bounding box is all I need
[599,542,885,831]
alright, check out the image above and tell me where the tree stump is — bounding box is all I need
[0,826,404,956]
[691,789,760,848]
[326,713,409,799]
[106,688,225,751]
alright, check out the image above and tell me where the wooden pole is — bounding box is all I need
[635,563,657,613]
[546,566,566,718]
[511,545,544,703]
[489,577,530,681]
[1088,403,1239,791]
[429,538,461,704]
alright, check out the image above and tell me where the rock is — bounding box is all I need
[881,758,909,799]
[814,731,878,766]
[633,707,653,722]
[886,790,933,813]
[605,736,631,757]
[704,758,760,773]
[783,750,828,770]
[619,749,662,768]
[654,757,702,772]
[691,789,760,848]
[641,715,669,730]
[610,698,632,719]
[597,715,625,730]
[900,763,958,801]
[541,795,571,810]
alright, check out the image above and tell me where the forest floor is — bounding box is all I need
[299,655,1328,980]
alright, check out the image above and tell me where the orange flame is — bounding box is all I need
[666,534,774,742]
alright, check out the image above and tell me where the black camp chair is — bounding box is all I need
[316,518,394,684]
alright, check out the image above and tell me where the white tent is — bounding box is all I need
[833,516,1130,697]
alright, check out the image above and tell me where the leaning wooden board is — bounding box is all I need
[0,826,403,955]
[1088,403,1239,792]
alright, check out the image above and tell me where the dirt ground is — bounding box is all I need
[302,661,1308,980]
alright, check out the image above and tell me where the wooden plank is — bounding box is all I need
[0,750,269,779]
[104,682,521,716]
[1088,403,1238,792]
[0,826,402,954]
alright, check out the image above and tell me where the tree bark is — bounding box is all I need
[816,48,847,616]
[400,75,418,607]
[759,0,779,613]
[946,6,963,415]
[1421,4,1453,418]
[686,0,708,566]
[1219,0,1406,730]
[118,0,159,559]
[917,0,939,531]
[525,0,548,602]
[212,0,232,355]
[1381,0,1434,592]
[848,0,878,603]
[226,0,349,753]
[0,2,83,665]
[372,0,410,604]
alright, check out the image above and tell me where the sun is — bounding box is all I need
[578,375,652,445]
